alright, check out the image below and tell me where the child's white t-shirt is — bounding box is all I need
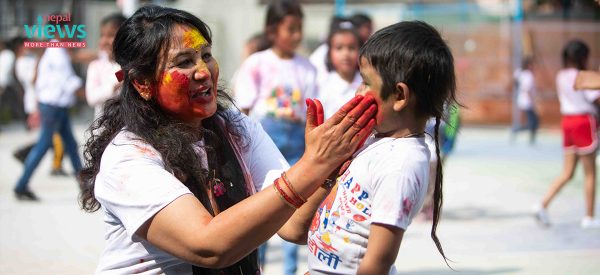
[307,135,431,275]
[234,49,318,121]
[318,71,362,119]
[514,69,535,111]
[556,68,600,115]
[94,114,289,274]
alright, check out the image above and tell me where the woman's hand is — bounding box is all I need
[303,95,376,174]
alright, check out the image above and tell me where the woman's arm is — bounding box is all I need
[137,95,376,268]
[356,223,405,275]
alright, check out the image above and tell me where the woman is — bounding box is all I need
[79,5,376,274]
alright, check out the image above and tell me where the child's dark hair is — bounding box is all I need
[101,13,127,28]
[265,0,303,35]
[247,32,272,53]
[79,5,257,273]
[562,39,589,70]
[360,20,457,265]
[350,13,372,28]
[325,20,362,72]
[521,56,534,70]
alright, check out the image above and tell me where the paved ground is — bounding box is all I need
[1,119,599,275]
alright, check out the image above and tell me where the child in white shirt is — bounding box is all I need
[279,21,458,274]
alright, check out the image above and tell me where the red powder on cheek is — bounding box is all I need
[158,71,192,117]
[161,71,190,91]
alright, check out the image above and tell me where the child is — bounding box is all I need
[317,20,363,119]
[534,39,600,229]
[279,20,456,274]
[233,0,318,274]
[309,16,348,85]
[86,13,126,120]
[511,57,539,145]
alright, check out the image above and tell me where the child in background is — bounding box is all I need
[233,0,318,274]
[309,16,347,85]
[11,38,68,177]
[86,13,127,120]
[349,13,373,44]
[534,39,600,229]
[511,57,539,145]
[317,20,363,119]
[279,21,456,274]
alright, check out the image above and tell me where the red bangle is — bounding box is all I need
[274,178,304,208]
[281,172,306,203]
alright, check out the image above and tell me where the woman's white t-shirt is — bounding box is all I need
[94,114,289,274]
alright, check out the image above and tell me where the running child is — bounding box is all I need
[534,39,600,229]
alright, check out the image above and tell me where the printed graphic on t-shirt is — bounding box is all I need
[266,85,303,120]
[307,168,373,271]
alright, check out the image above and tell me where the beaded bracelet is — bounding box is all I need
[273,178,303,209]
[281,172,306,203]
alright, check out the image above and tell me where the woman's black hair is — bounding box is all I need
[265,0,303,36]
[79,5,257,273]
[359,20,457,266]
[325,20,362,72]
[562,39,589,70]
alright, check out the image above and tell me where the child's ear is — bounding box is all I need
[392,82,410,112]
[132,79,153,101]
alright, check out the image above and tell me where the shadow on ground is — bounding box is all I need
[397,267,520,275]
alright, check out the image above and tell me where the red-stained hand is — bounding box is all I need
[304,95,377,173]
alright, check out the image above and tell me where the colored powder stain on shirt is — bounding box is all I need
[136,145,156,157]
[402,197,413,217]
[183,29,207,50]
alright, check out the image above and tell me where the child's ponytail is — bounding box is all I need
[432,116,450,267]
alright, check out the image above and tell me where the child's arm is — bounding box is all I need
[575,70,600,90]
[277,186,331,244]
[357,223,404,275]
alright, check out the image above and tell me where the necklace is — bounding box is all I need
[375,131,424,139]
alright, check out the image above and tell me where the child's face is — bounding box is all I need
[356,56,396,134]
[357,22,373,42]
[272,15,303,56]
[154,24,219,124]
[330,32,359,78]
[99,23,119,57]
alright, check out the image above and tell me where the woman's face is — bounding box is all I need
[155,24,219,125]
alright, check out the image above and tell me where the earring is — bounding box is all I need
[139,87,152,101]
